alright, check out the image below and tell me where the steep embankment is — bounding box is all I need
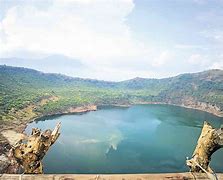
[159,70,223,116]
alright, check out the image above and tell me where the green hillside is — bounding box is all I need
[1,65,223,122]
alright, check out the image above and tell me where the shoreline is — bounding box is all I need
[1,101,223,144]
[2,101,223,145]
[21,104,98,135]
[0,102,223,173]
[107,101,223,118]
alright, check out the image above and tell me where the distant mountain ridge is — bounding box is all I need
[0,55,84,78]
[0,65,223,123]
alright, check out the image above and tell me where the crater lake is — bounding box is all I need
[25,104,223,174]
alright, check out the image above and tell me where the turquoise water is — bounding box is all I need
[25,104,223,173]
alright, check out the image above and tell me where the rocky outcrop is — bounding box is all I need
[179,98,223,117]
[122,99,223,117]
[65,105,97,113]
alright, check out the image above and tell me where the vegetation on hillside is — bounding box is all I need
[1,65,223,122]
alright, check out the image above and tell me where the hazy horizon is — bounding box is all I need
[1,0,223,80]
[1,63,222,82]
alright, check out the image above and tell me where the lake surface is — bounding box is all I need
[26,104,223,173]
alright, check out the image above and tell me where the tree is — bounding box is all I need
[9,123,61,174]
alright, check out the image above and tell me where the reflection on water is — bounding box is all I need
[25,104,223,173]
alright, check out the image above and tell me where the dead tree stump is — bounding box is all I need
[9,122,61,174]
[186,121,223,173]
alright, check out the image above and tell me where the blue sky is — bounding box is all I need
[0,0,223,81]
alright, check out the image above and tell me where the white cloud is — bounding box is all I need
[210,61,223,69]
[200,30,223,42]
[1,0,222,80]
[152,51,174,67]
[188,54,202,65]
[210,54,223,69]
[1,0,175,80]
[0,0,152,68]
[187,54,209,66]
[175,44,204,50]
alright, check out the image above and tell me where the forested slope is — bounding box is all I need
[1,65,223,122]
